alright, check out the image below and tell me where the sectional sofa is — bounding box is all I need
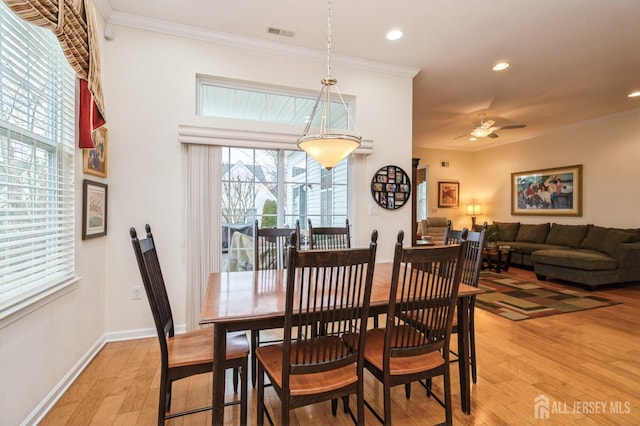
[484,221,640,289]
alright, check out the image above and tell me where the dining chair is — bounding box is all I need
[362,230,466,425]
[307,218,351,249]
[251,220,296,386]
[443,220,487,383]
[256,230,378,425]
[130,225,249,425]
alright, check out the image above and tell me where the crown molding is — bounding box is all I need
[107,11,420,79]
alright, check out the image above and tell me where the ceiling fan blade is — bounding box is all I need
[480,119,495,129]
[453,133,471,140]
[487,133,499,138]
[496,124,526,130]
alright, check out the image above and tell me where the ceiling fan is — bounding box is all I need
[454,117,526,140]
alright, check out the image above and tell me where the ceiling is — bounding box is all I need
[96,0,640,151]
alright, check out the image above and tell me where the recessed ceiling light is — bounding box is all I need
[386,29,403,41]
[492,62,510,71]
[628,91,640,98]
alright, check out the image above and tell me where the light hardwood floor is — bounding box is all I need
[41,268,640,425]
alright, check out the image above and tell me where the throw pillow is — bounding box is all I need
[600,229,636,257]
[515,223,550,243]
[494,222,520,242]
[580,225,609,251]
[545,224,589,248]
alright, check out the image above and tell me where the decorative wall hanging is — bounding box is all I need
[83,126,108,178]
[370,165,411,210]
[82,179,108,239]
[438,181,459,208]
[511,164,582,216]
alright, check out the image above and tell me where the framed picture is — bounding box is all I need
[82,179,108,239]
[511,164,582,216]
[438,181,459,208]
[370,165,411,210]
[83,127,108,178]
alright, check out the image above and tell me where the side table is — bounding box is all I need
[482,247,514,273]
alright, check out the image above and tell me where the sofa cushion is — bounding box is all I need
[532,249,618,271]
[545,224,589,248]
[580,225,609,251]
[494,222,520,242]
[515,223,550,243]
[505,242,570,255]
[600,229,636,257]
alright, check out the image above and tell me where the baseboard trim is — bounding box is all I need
[24,324,188,425]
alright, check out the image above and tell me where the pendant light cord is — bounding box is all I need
[326,0,332,79]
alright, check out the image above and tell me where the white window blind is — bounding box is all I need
[0,2,76,308]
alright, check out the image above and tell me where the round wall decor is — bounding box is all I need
[370,165,411,210]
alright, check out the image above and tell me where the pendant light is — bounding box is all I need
[297,0,361,170]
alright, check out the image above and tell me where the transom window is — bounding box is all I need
[199,77,354,130]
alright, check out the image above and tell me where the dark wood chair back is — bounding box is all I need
[307,218,351,249]
[253,220,295,270]
[386,230,467,360]
[444,220,487,287]
[130,225,175,353]
[283,229,377,388]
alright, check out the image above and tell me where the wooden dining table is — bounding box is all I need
[200,261,483,425]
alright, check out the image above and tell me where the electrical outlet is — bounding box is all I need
[131,285,142,300]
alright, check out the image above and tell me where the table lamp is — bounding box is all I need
[466,204,482,229]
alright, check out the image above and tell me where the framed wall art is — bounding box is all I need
[511,164,582,216]
[82,179,108,239]
[437,181,459,208]
[370,165,411,210]
[83,126,108,178]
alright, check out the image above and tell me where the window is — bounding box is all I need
[0,3,76,309]
[199,77,353,130]
[221,147,348,271]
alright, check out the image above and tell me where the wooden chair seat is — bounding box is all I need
[363,327,444,375]
[168,329,249,368]
[256,336,358,396]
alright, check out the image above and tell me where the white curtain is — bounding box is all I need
[186,144,221,330]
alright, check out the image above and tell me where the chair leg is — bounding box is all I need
[332,398,338,416]
[405,383,411,399]
[233,367,239,393]
[357,381,365,426]
[383,382,392,425]
[426,378,433,397]
[342,395,349,413]
[470,310,478,384]
[158,372,168,425]
[444,368,453,425]
[257,360,264,426]
[251,330,259,387]
[240,359,248,426]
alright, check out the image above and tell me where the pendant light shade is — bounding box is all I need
[297,0,361,170]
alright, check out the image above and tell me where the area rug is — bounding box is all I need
[475,271,622,320]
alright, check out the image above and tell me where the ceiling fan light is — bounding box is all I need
[628,91,640,98]
[471,127,493,138]
[492,62,510,71]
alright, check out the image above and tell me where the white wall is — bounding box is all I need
[414,108,640,230]
[101,24,415,335]
[0,159,107,425]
